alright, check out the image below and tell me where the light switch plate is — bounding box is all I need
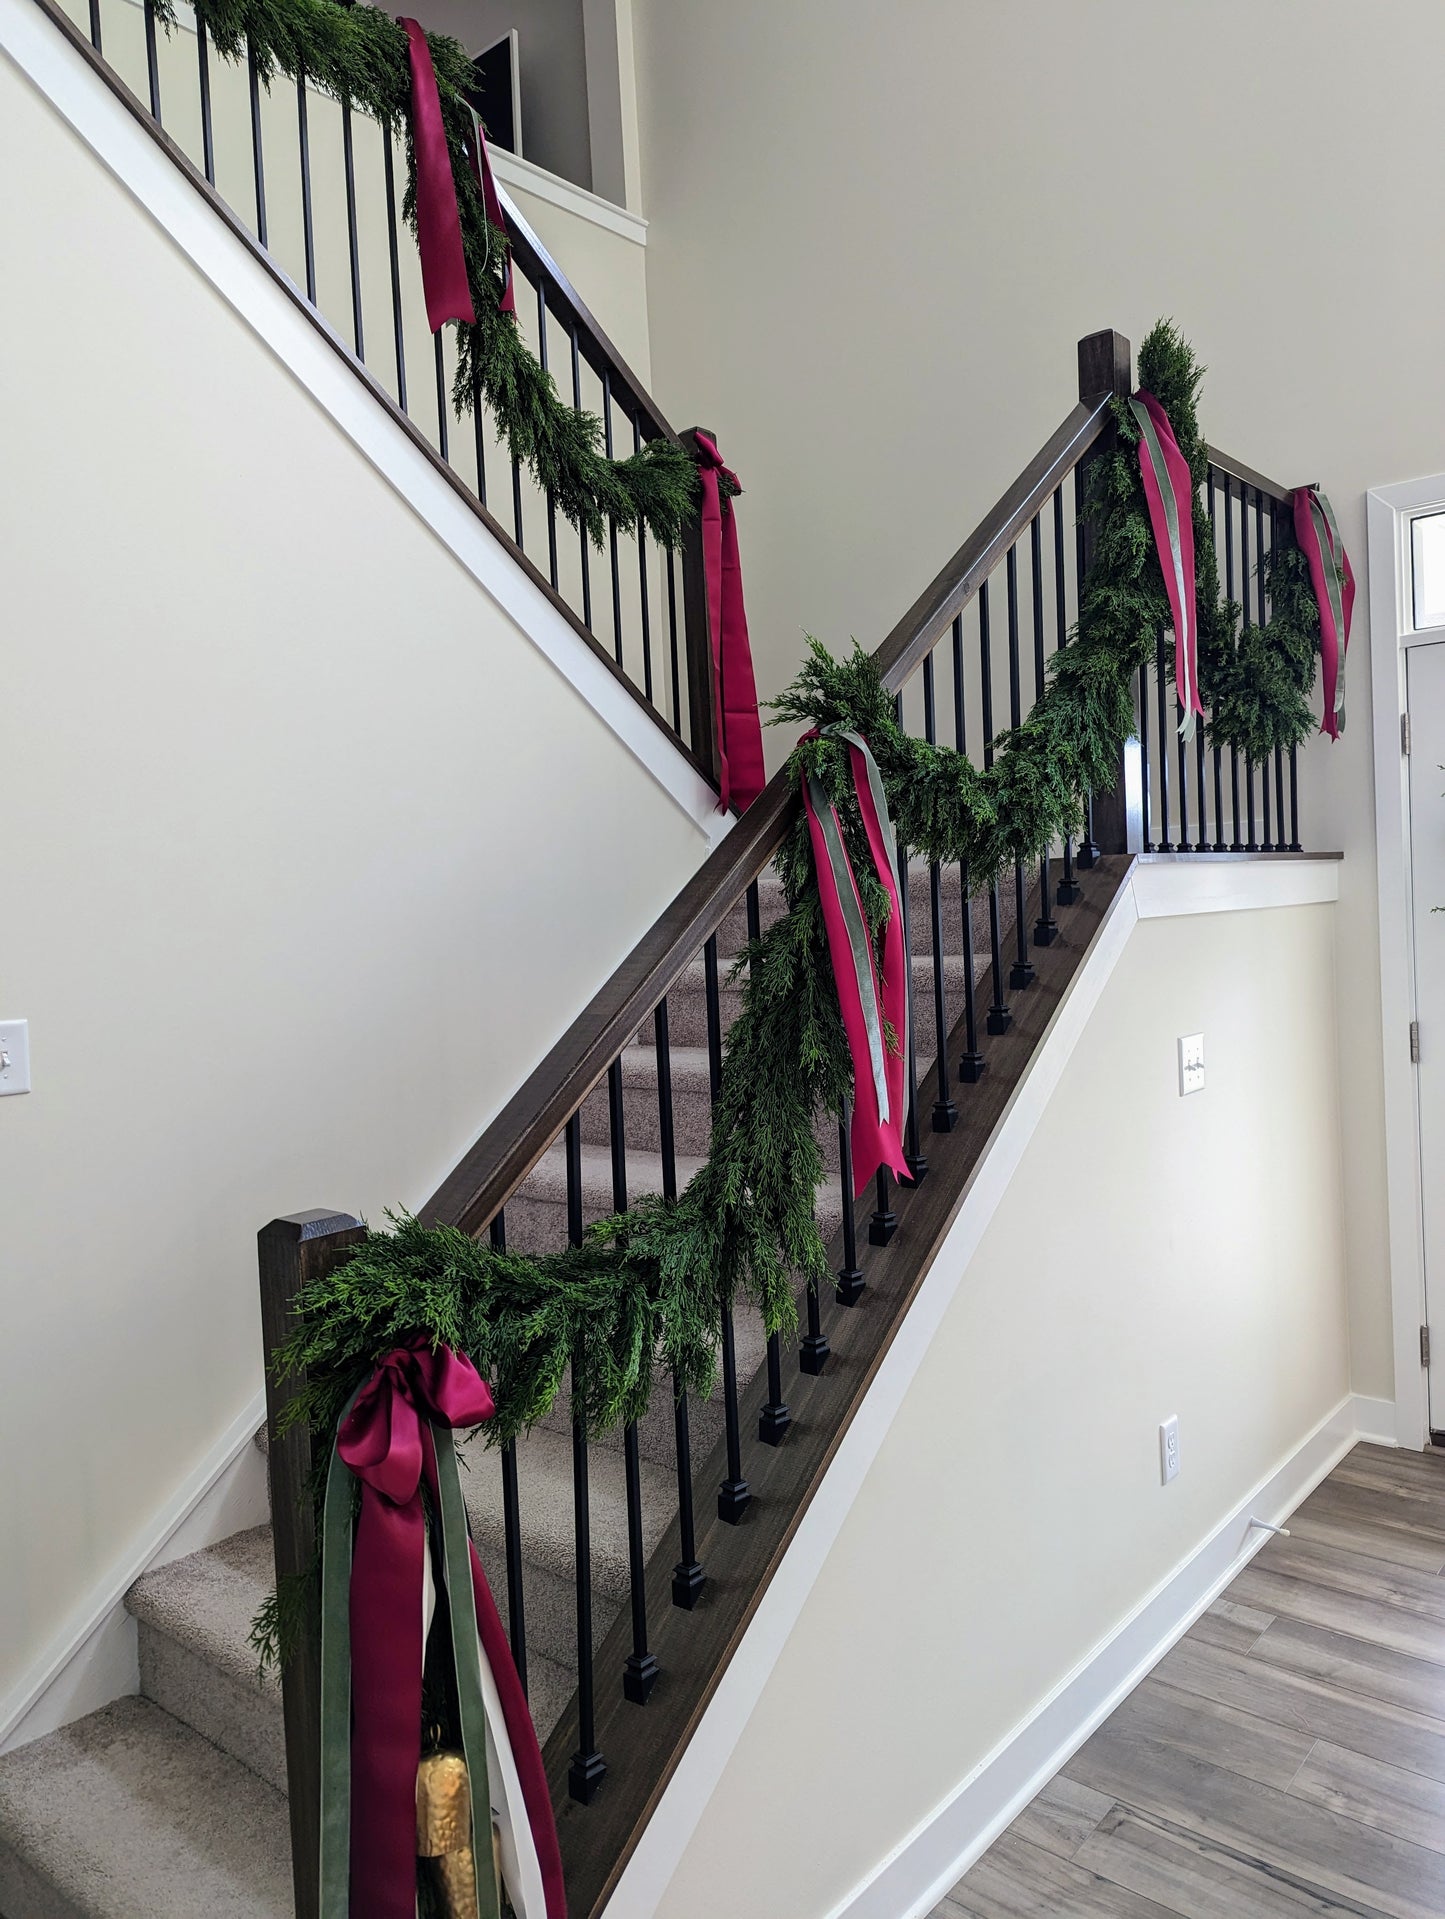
[1178,1032,1205,1096]
[0,1021,31,1096]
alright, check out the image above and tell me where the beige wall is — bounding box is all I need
[0,52,706,1712]
[631,0,1443,1403]
[659,900,1350,1917]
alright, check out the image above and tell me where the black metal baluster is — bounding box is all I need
[868,1165,897,1247]
[746,882,792,1443]
[606,1063,659,1703]
[666,550,683,737]
[923,653,956,1131]
[433,335,449,463]
[570,325,592,629]
[1265,495,1285,848]
[294,70,315,302]
[603,372,624,668]
[196,26,216,184]
[1208,472,1225,849]
[1155,629,1173,850]
[245,37,267,245]
[837,1112,867,1298]
[1176,646,1191,851]
[489,1212,528,1697]
[511,444,525,548]
[980,581,1011,1035]
[1241,488,1258,851]
[565,1114,606,1801]
[655,999,705,1606]
[1074,464,1099,867]
[1030,516,1058,943]
[633,416,656,704]
[142,0,160,120]
[892,696,927,1183]
[952,614,985,1083]
[87,0,101,53]
[1288,743,1301,851]
[703,935,751,1521]
[1054,487,1081,904]
[1006,546,1036,988]
[1224,479,1242,848]
[537,283,560,589]
[1255,490,1274,849]
[470,370,487,507]
[381,134,407,414]
[340,104,364,361]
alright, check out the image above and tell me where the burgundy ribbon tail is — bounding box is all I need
[1293,486,1355,742]
[337,1342,497,1919]
[464,101,516,315]
[398,19,476,333]
[694,433,766,813]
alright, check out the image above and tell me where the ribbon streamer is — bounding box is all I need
[1293,486,1354,740]
[802,729,910,1197]
[318,1340,564,1918]
[694,433,766,814]
[1129,391,1204,741]
[464,107,516,315]
[398,20,476,332]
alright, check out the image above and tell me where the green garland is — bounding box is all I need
[254,322,1326,1673]
[166,0,699,547]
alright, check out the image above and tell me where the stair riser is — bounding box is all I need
[577,1074,845,1171]
[138,1625,287,1796]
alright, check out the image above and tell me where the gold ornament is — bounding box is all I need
[416,1750,504,1918]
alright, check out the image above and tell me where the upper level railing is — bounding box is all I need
[41,0,720,782]
[255,326,1316,1915]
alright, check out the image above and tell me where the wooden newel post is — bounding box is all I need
[258,1209,365,1919]
[677,426,721,793]
[1073,329,1143,861]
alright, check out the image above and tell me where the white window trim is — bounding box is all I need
[1368,470,1445,1450]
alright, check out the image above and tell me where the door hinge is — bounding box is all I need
[1402,712,1412,756]
[1411,1020,1421,1063]
[1423,1325,1432,1368]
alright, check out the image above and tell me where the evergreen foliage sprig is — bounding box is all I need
[253,322,1329,1674]
[167,0,698,547]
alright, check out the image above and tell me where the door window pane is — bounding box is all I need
[1413,512,1445,630]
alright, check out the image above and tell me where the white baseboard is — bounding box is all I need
[0,1393,269,1752]
[1350,1393,1400,1447]
[825,1391,1375,1919]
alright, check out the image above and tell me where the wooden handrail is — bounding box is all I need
[1206,445,1296,507]
[421,390,1117,1237]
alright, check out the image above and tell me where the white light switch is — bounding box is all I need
[1178,1033,1205,1096]
[1160,1416,1181,1484]
[0,1021,31,1096]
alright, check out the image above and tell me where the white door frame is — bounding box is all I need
[1369,470,1445,1449]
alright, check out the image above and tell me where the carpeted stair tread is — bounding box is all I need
[127,1528,275,1694]
[457,1422,674,1604]
[0,1696,292,1919]
[126,1530,285,1795]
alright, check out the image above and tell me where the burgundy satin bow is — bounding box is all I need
[338,1341,493,1917]
[694,432,765,814]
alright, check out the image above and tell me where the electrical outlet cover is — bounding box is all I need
[0,1020,31,1096]
[1177,1033,1205,1096]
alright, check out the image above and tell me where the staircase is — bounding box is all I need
[0,1,1322,1912]
[0,871,1012,1919]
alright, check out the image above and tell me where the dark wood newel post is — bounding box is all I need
[678,426,722,796]
[1074,329,1142,861]
[258,1209,366,1919]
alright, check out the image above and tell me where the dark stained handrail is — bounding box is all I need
[421,390,1120,1237]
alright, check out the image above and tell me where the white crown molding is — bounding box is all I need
[493,151,646,246]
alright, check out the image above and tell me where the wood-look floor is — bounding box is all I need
[937,1443,1445,1919]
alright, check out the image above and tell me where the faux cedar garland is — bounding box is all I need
[160,0,696,548]
[255,323,1332,1674]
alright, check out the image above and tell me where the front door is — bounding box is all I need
[1406,636,1445,1432]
